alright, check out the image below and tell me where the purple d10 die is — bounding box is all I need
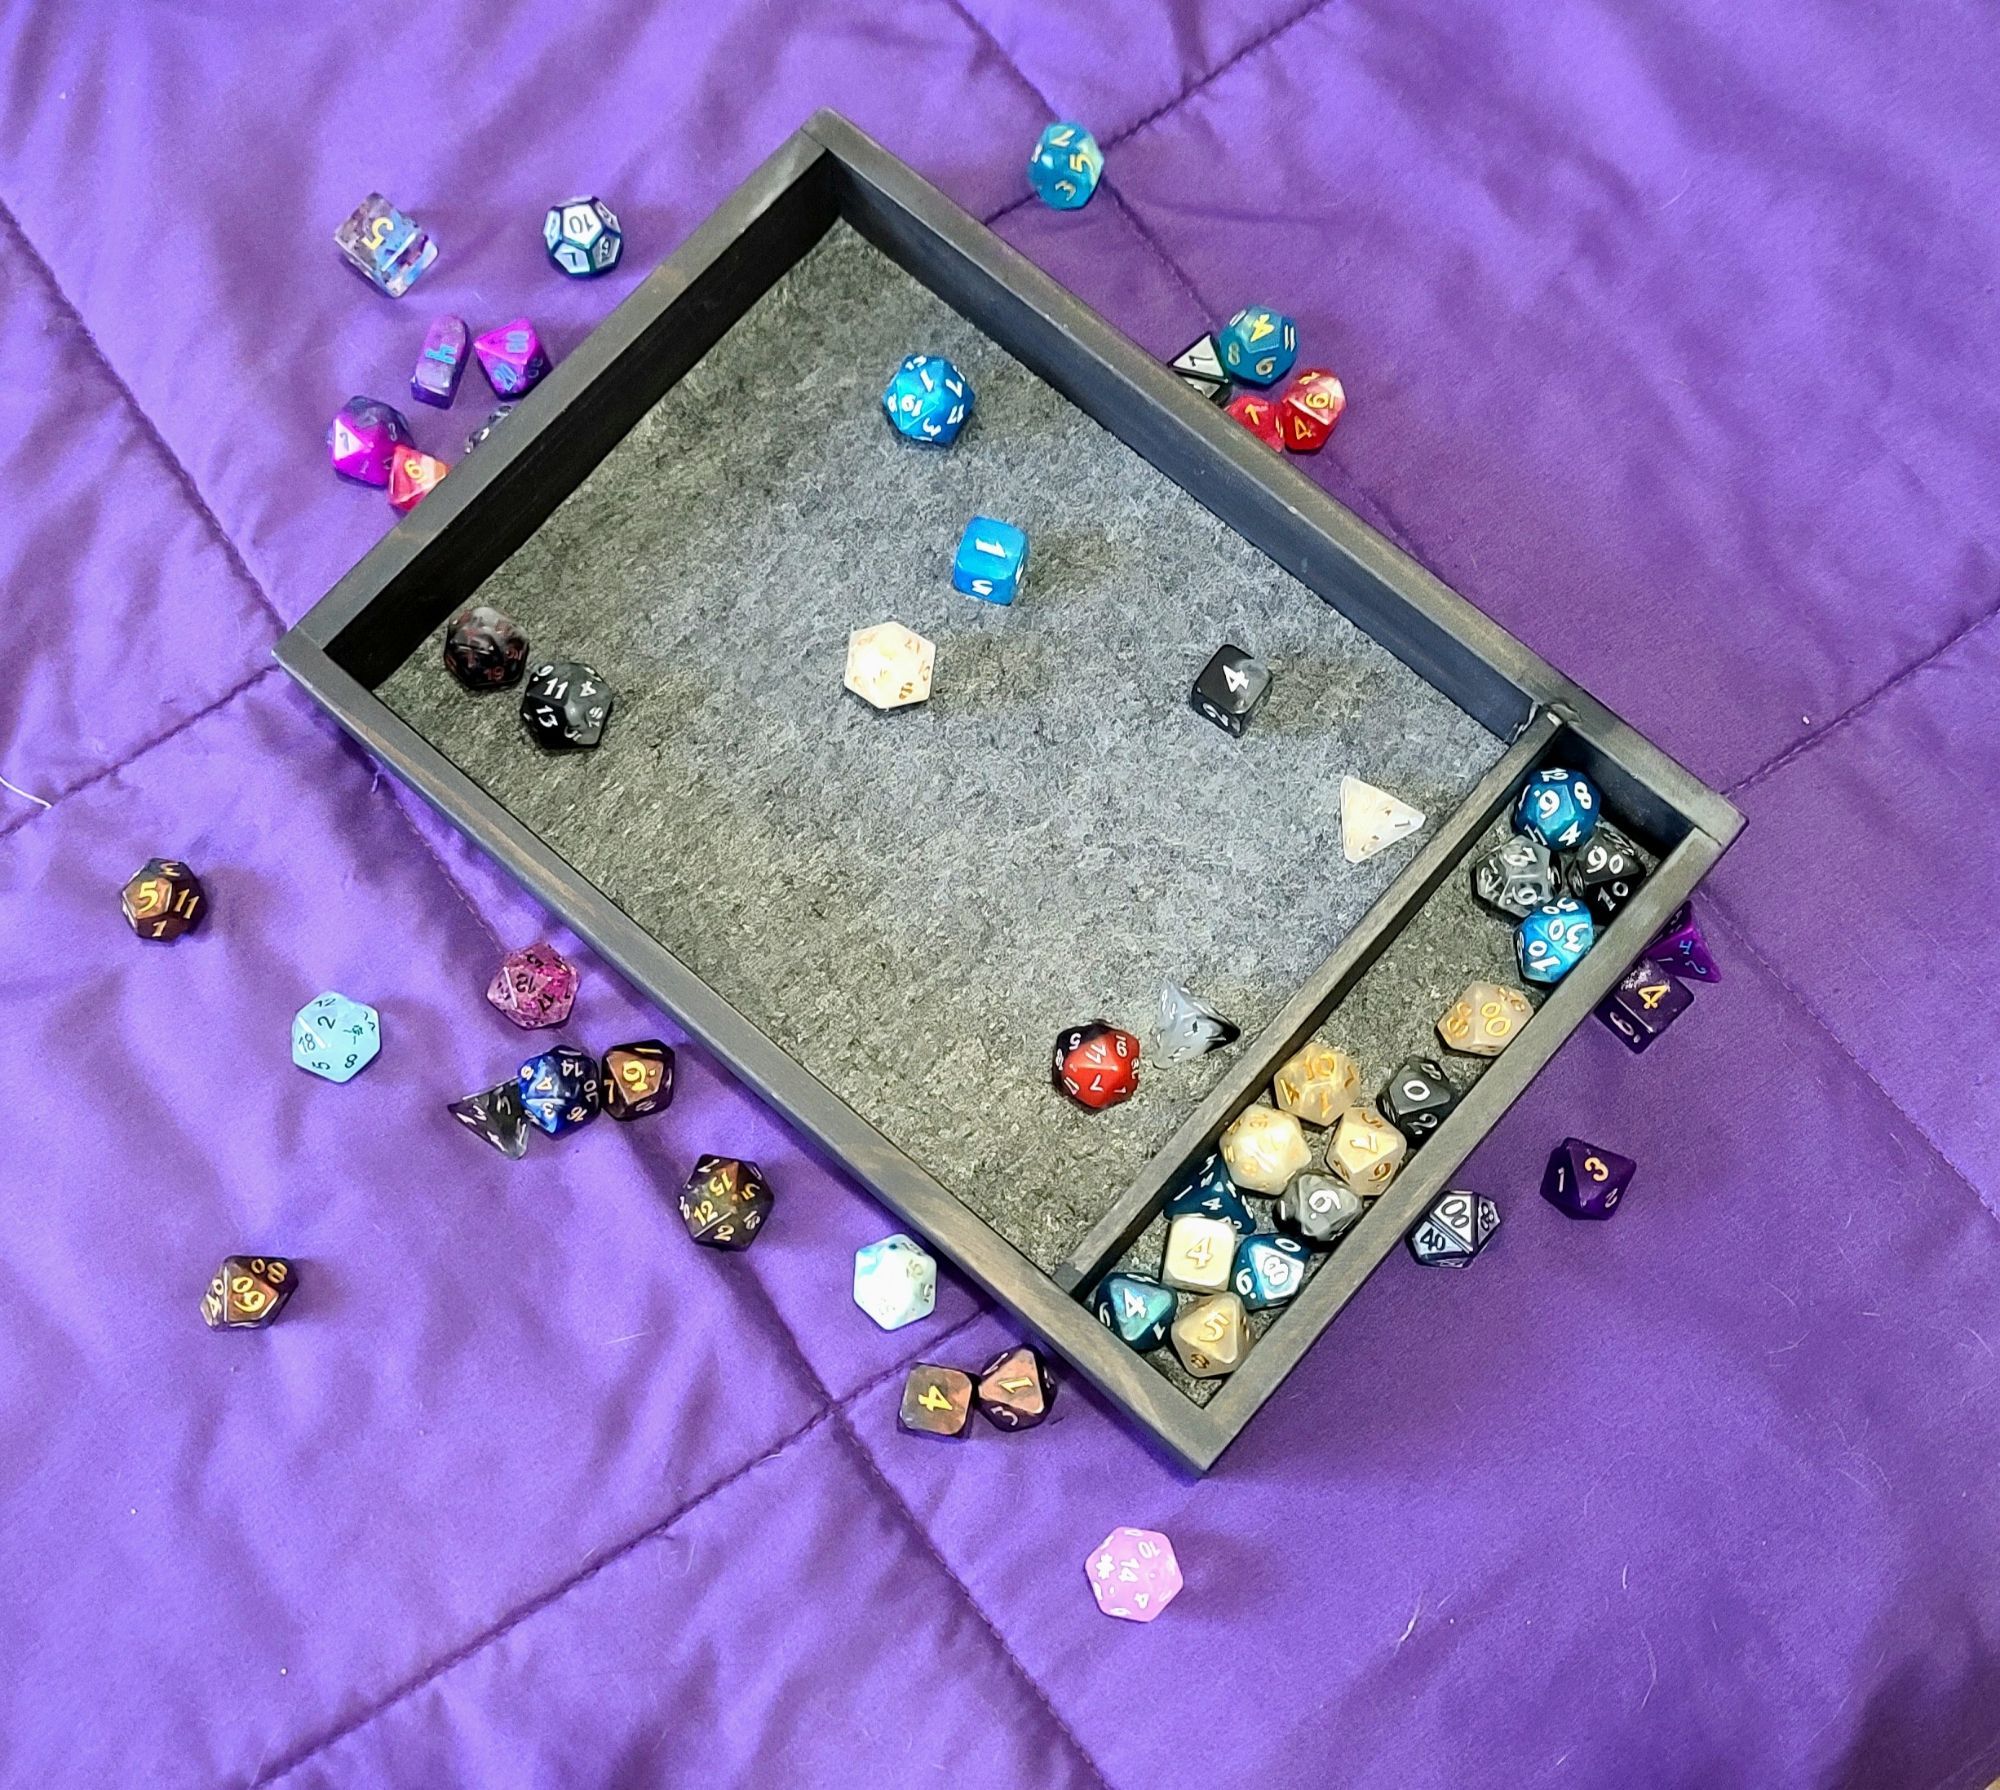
[334,193,437,298]
[1645,900,1720,983]
[1541,1137,1637,1219]
[328,397,413,487]
[474,319,551,398]
[486,942,579,1029]
[1598,959,1692,1053]
[411,314,470,408]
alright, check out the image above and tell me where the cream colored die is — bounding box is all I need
[1272,1040,1362,1127]
[1329,1103,1407,1192]
[844,622,936,711]
[1218,1103,1313,1194]
[1437,980,1534,1058]
[1161,1213,1236,1294]
[1172,1292,1251,1378]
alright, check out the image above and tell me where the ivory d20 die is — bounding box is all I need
[121,857,205,941]
[1161,1213,1236,1295]
[1408,1189,1500,1267]
[1086,1527,1183,1623]
[1218,1103,1312,1194]
[852,1233,937,1330]
[1172,1291,1251,1377]
[1092,1272,1176,1351]
[1437,981,1533,1058]
[845,623,936,711]
[1273,1040,1361,1128]
[975,1344,1057,1430]
[291,992,380,1083]
[1329,1103,1407,1192]
[1542,1137,1637,1219]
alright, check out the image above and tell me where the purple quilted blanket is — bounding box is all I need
[5,3,1999,1785]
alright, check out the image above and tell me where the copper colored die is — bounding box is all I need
[602,1039,674,1120]
[974,1345,1057,1431]
[487,942,578,1029]
[201,1255,297,1330]
[121,857,206,941]
[1437,981,1533,1058]
[678,1155,773,1251]
[899,1363,974,1438]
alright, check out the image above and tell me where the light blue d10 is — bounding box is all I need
[291,991,380,1084]
[1517,896,1596,986]
[1512,766,1602,851]
[1217,306,1299,387]
[1092,1272,1177,1352]
[1027,121,1103,209]
[952,516,1030,604]
[1163,1152,1255,1234]
[881,354,973,447]
[1232,1232,1310,1311]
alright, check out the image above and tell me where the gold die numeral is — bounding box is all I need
[917,1384,952,1413]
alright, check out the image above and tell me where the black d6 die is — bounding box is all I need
[444,605,530,691]
[521,660,614,750]
[1563,824,1648,923]
[1190,645,1271,736]
[678,1155,773,1251]
[1378,1058,1457,1147]
[1471,833,1557,918]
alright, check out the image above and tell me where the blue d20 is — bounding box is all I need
[1217,307,1298,387]
[292,991,380,1083]
[1092,1272,1176,1351]
[1517,896,1595,985]
[882,354,973,446]
[1232,1232,1309,1310]
[1513,766,1601,851]
[952,515,1029,604]
[1027,121,1103,209]
[517,1044,602,1136]
[1164,1152,1255,1234]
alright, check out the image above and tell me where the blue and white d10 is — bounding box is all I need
[291,991,381,1083]
[544,196,623,277]
[1027,121,1103,209]
[952,516,1029,604]
[1516,896,1596,985]
[1164,1152,1255,1234]
[1512,766,1601,850]
[1232,1232,1310,1310]
[1217,307,1298,387]
[852,1233,938,1331]
[334,194,437,298]
[881,354,973,446]
[1092,1271,1177,1352]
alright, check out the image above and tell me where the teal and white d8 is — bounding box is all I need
[1217,307,1298,386]
[544,196,623,277]
[1232,1232,1310,1310]
[853,1233,938,1330]
[1027,121,1103,209]
[1517,896,1596,985]
[881,354,973,446]
[952,516,1029,604]
[1512,766,1601,850]
[292,991,380,1083]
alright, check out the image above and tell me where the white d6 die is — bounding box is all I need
[853,1233,938,1330]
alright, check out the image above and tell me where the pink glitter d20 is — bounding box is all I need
[486,943,578,1029]
[1085,1527,1182,1623]
[328,398,413,487]
[474,319,551,398]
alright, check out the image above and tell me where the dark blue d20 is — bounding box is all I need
[517,1045,602,1136]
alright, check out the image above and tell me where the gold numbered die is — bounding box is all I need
[1161,1214,1237,1295]
[1436,981,1534,1058]
[1171,1292,1251,1378]
[1329,1103,1407,1191]
[1219,1103,1314,1194]
[1272,1041,1363,1128]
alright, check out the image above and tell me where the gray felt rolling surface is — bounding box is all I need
[381,223,1505,1277]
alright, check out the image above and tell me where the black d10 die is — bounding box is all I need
[521,660,614,750]
[1563,824,1648,923]
[1190,645,1272,736]
[1471,833,1557,918]
[1378,1058,1457,1147]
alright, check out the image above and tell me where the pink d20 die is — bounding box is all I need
[328,397,413,487]
[486,942,579,1029]
[474,318,551,398]
[1084,1526,1183,1622]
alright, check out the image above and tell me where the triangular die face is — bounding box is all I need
[1341,776,1426,864]
[1171,336,1227,385]
[1430,1193,1479,1247]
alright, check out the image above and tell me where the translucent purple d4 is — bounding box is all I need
[1541,1137,1636,1219]
[474,319,551,398]
[334,193,437,297]
[411,314,469,408]
[1645,901,1720,983]
[328,397,413,487]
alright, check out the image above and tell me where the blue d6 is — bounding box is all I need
[952,516,1029,604]
[1164,1152,1255,1234]
[291,992,380,1083]
[335,193,436,297]
[545,196,623,277]
[1027,121,1103,209]
[1092,1272,1176,1351]
[1542,1137,1637,1220]
[1513,766,1601,850]
[1517,896,1595,985]
[517,1044,601,1135]
[1599,960,1691,1053]
[882,354,973,446]
[1218,307,1298,387]
[1232,1232,1310,1310]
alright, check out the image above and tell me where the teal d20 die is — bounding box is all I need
[1163,1152,1254,1234]
[1091,1272,1176,1352]
[1232,1232,1310,1310]
[881,354,973,446]
[1027,121,1103,209]
[951,515,1029,604]
[291,992,380,1084]
[1516,896,1595,986]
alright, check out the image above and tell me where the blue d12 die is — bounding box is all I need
[516,1044,602,1136]
[1027,121,1103,209]
[291,991,380,1084]
[1516,896,1596,985]
[882,354,973,446]
[1217,307,1298,387]
[952,515,1029,604]
[1513,766,1602,850]
[1164,1152,1255,1233]
[1232,1232,1310,1310]
[1092,1272,1176,1352]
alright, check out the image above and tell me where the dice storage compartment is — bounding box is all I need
[279,112,1742,1472]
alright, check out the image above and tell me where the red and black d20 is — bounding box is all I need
[974,1344,1057,1431]
[603,1039,674,1120]
[898,1363,974,1438]
[677,1155,772,1250]
[1052,1022,1140,1111]
[201,1255,297,1329]
[1541,1137,1637,1220]
[121,858,206,941]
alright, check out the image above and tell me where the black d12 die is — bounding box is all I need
[521,660,614,750]
[1563,824,1648,923]
[1190,644,1272,736]
[1378,1057,1457,1147]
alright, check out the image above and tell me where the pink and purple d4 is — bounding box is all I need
[411,314,470,407]
[1085,1527,1182,1622]
[474,319,551,398]
[1541,1137,1637,1219]
[334,193,437,298]
[1645,901,1720,983]
[486,942,579,1029]
[328,398,414,487]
